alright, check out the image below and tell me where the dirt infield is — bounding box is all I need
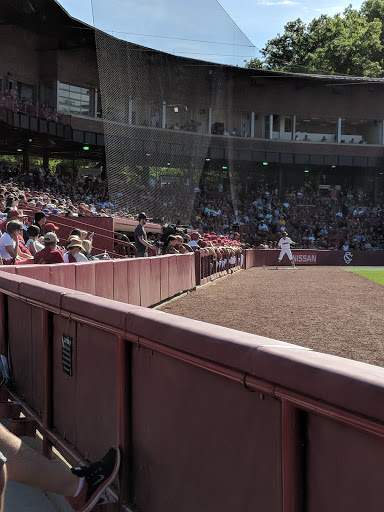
[158,266,384,367]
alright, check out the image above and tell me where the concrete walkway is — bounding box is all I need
[5,481,69,512]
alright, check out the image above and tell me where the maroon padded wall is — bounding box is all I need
[1,272,384,512]
[0,253,195,307]
[245,249,384,267]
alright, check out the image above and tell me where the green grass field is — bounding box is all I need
[345,267,384,286]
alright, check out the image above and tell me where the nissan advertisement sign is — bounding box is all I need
[292,251,318,264]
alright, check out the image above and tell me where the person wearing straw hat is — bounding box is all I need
[64,237,88,263]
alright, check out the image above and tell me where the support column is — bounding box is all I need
[22,142,30,174]
[292,115,296,141]
[128,98,133,125]
[162,101,166,129]
[208,107,212,134]
[261,116,266,139]
[279,116,285,141]
[269,114,273,140]
[251,112,255,138]
[381,121,384,145]
[337,117,342,143]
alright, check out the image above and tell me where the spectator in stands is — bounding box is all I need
[0,220,31,263]
[64,237,88,263]
[0,422,120,512]
[81,239,92,259]
[188,232,201,250]
[174,235,192,253]
[165,235,179,254]
[25,225,44,256]
[69,229,82,239]
[32,212,47,237]
[134,213,153,258]
[43,222,59,234]
[0,210,27,234]
[33,232,64,264]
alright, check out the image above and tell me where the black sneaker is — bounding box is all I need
[66,446,120,512]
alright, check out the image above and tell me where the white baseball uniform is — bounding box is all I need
[278,237,294,261]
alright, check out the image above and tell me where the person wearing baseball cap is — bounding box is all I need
[0,210,27,234]
[43,222,59,233]
[33,232,64,265]
[188,232,202,250]
[134,213,153,257]
[276,232,296,270]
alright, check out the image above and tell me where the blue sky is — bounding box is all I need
[57,0,363,64]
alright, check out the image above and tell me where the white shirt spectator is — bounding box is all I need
[26,238,44,252]
[342,243,349,251]
[0,233,15,259]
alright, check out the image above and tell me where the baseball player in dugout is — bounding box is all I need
[276,232,296,269]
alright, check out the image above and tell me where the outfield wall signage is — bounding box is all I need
[292,251,318,264]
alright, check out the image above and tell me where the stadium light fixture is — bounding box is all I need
[83,146,90,151]
[205,158,211,161]
[16,148,22,152]
[28,138,32,143]
[304,169,310,173]
[262,162,268,166]
[222,166,228,170]
[331,165,336,169]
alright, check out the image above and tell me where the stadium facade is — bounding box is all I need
[1,0,384,205]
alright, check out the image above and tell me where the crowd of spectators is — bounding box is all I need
[0,158,383,256]
[190,184,384,251]
[0,90,70,125]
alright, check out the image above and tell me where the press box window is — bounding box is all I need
[57,82,92,116]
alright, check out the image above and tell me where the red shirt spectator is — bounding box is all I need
[34,247,64,264]
[33,232,64,264]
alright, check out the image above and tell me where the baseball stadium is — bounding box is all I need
[0,0,382,511]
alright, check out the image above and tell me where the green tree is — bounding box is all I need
[261,19,309,72]
[247,5,384,77]
[244,57,264,69]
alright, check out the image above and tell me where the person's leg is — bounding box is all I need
[0,461,7,512]
[287,249,295,268]
[0,423,120,512]
[0,423,78,496]
[276,248,284,269]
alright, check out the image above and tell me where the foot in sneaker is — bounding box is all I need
[66,446,120,512]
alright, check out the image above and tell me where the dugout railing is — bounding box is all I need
[0,271,384,511]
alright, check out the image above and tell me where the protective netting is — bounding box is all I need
[91,0,255,224]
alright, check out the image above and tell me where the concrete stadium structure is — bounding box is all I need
[1,0,384,196]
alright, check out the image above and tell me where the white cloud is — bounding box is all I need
[258,0,300,5]
[314,5,346,14]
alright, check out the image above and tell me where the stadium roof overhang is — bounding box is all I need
[4,0,384,88]
[1,0,95,50]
